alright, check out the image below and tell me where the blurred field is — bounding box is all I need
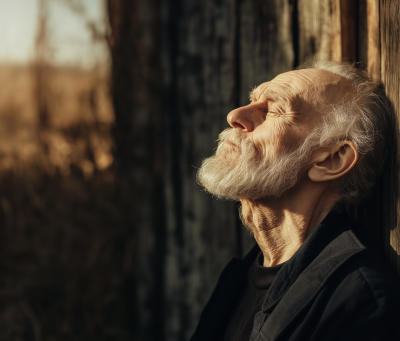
[0,63,136,341]
[0,63,114,175]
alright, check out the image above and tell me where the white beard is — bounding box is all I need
[197,128,314,201]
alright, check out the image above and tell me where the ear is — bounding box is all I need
[308,141,358,182]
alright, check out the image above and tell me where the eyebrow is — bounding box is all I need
[249,88,281,103]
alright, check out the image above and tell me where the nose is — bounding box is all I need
[227,105,258,132]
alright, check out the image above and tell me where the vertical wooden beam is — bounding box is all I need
[340,0,358,61]
[380,0,400,275]
[297,0,334,64]
[358,0,368,66]
[331,0,342,61]
[297,0,359,64]
[358,0,380,80]
[367,0,380,81]
[296,0,354,65]
[239,0,294,97]
[162,1,241,339]
[107,0,165,339]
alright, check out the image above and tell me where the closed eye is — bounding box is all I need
[258,104,269,115]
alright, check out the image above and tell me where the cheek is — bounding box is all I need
[253,121,292,158]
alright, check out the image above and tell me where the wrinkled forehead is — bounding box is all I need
[252,69,355,108]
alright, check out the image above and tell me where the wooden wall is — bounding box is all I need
[380,0,400,274]
[107,0,400,340]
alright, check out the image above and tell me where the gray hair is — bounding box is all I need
[299,61,394,204]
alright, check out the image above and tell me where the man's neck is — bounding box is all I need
[240,178,337,267]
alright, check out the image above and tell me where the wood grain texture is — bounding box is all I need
[356,0,380,78]
[297,0,333,64]
[358,0,368,66]
[107,0,165,339]
[239,0,294,98]
[380,0,400,275]
[331,0,342,61]
[161,1,240,339]
[296,0,346,64]
[340,0,357,61]
[367,0,380,81]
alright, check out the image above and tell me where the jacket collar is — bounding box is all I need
[258,208,366,341]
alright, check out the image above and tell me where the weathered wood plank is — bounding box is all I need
[358,0,368,66]
[331,0,342,61]
[340,0,357,60]
[297,0,357,64]
[296,0,370,65]
[380,0,400,275]
[107,1,165,339]
[297,0,340,64]
[341,0,379,72]
[341,0,378,69]
[367,0,381,81]
[162,1,240,339]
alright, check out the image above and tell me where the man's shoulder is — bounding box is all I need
[274,224,400,341]
[307,244,400,340]
[327,223,400,312]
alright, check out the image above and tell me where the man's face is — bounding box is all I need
[197,69,353,200]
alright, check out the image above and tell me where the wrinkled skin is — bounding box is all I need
[224,69,357,267]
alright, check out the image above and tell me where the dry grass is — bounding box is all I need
[0,64,136,340]
[0,63,114,175]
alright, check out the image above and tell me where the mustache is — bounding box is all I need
[216,128,260,156]
[218,128,244,144]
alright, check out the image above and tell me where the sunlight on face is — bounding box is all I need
[197,69,353,200]
[197,126,314,200]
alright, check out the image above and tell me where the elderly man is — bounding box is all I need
[192,61,400,341]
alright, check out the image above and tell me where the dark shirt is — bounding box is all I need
[220,252,286,341]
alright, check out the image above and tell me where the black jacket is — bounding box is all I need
[190,210,400,341]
